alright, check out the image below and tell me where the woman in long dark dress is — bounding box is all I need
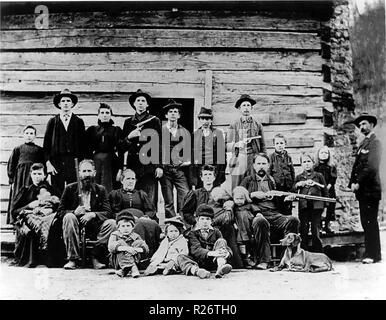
[11,163,59,267]
[108,169,162,262]
[86,103,123,192]
[7,125,44,224]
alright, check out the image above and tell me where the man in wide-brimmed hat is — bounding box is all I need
[121,89,163,210]
[349,112,382,264]
[190,107,226,189]
[160,99,190,218]
[227,94,266,190]
[43,89,86,194]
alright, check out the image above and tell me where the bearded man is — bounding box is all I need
[240,153,299,269]
[56,159,116,270]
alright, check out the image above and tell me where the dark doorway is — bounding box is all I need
[149,98,195,134]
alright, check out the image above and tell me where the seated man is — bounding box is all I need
[56,159,116,270]
[240,153,300,270]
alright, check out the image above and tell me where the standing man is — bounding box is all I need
[160,99,190,218]
[349,113,382,264]
[121,89,163,209]
[56,159,116,270]
[227,94,266,189]
[43,89,86,195]
[191,107,226,189]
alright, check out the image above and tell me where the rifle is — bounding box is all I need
[74,158,83,206]
[135,115,156,129]
[266,190,336,203]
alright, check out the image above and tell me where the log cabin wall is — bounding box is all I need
[0,1,334,217]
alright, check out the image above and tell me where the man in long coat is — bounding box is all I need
[43,89,86,194]
[349,113,382,264]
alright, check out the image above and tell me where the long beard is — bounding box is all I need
[81,177,94,190]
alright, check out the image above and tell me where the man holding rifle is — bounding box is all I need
[227,94,266,189]
[121,89,163,210]
[240,153,299,270]
[56,159,116,270]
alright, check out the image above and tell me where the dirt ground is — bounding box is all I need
[1,231,385,300]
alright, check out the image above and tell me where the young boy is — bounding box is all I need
[7,125,44,224]
[108,209,149,278]
[176,204,233,279]
[294,152,327,253]
[269,133,295,215]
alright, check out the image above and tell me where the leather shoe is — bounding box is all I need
[215,263,232,278]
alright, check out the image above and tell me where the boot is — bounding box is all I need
[131,264,140,278]
[215,263,232,278]
[190,265,211,279]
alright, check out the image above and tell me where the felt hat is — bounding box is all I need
[197,107,213,119]
[116,209,136,224]
[129,89,152,109]
[164,216,185,229]
[163,99,182,114]
[353,112,377,128]
[195,204,214,219]
[234,94,256,109]
[53,89,78,109]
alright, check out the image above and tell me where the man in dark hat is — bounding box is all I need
[227,94,266,189]
[349,112,382,264]
[191,107,226,188]
[121,89,163,210]
[43,88,86,194]
[160,99,190,218]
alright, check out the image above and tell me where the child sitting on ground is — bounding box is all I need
[108,209,149,278]
[232,186,261,268]
[176,204,233,279]
[144,216,188,276]
[293,152,327,253]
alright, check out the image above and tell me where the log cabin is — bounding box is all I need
[1,0,361,246]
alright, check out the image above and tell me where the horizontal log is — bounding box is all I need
[212,94,327,106]
[0,51,324,72]
[214,112,307,126]
[1,10,322,31]
[212,103,325,118]
[214,83,323,97]
[0,28,321,50]
[0,70,206,94]
[213,71,326,87]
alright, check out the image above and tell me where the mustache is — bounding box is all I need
[257,169,266,176]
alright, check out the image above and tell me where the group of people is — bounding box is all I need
[7,87,382,277]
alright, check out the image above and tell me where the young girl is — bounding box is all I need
[232,186,260,268]
[144,216,188,276]
[108,210,149,278]
[7,125,44,224]
[314,146,337,234]
[294,152,328,253]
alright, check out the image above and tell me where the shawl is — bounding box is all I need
[150,234,188,266]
